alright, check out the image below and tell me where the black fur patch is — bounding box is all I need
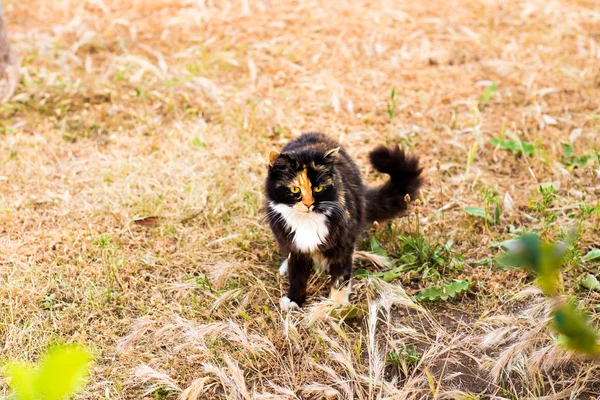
[366,144,423,222]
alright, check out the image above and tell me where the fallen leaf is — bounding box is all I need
[580,274,600,292]
[583,249,600,262]
[133,216,164,227]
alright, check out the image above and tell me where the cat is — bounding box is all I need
[265,132,422,311]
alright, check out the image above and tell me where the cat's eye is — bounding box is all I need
[313,186,323,193]
[290,187,300,194]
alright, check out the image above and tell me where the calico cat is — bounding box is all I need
[265,132,422,310]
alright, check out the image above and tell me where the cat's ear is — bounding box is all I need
[324,147,340,159]
[269,151,280,167]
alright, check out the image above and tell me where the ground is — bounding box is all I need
[1,0,600,398]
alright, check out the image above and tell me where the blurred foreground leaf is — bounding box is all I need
[4,344,93,400]
[36,345,92,400]
[553,300,600,356]
[4,362,36,400]
[501,235,600,358]
[499,234,565,296]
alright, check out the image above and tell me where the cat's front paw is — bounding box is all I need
[280,296,300,311]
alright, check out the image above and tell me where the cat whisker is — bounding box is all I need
[318,201,345,219]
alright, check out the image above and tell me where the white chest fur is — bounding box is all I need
[270,203,329,252]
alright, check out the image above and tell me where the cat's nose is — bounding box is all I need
[302,200,314,208]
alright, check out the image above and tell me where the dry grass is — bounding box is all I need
[1,0,600,398]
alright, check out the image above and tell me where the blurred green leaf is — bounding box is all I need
[498,234,565,296]
[354,268,371,279]
[580,274,600,292]
[382,268,403,283]
[480,82,497,105]
[35,344,92,400]
[189,136,206,148]
[573,155,593,168]
[4,362,36,400]
[562,143,593,168]
[494,205,501,225]
[415,279,473,302]
[4,345,92,400]
[463,207,491,222]
[553,300,600,356]
[490,137,534,157]
[501,236,600,358]
[583,249,600,262]
[563,143,575,159]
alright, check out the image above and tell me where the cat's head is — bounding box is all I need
[266,147,340,214]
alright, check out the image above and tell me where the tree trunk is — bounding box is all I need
[0,0,18,104]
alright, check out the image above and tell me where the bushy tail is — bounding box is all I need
[365,145,423,223]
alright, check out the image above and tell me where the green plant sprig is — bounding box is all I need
[499,234,600,357]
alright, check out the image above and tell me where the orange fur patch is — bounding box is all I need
[269,151,280,166]
[292,167,314,206]
[329,286,351,304]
